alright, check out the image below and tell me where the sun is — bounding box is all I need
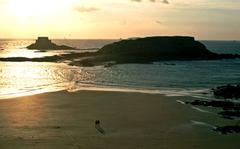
[7,0,70,18]
[8,0,47,17]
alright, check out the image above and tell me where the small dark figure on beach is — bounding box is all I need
[95,120,105,135]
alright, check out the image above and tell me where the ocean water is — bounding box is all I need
[0,39,240,99]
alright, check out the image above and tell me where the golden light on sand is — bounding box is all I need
[5,95,45,129]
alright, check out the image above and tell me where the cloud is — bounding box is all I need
[162,0,169,4]
[156,20,163,24]
[131,0,142,2]
[74,6,100,13]
[130,0,169,4]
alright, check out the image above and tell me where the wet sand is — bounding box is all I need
[0,91,239,149]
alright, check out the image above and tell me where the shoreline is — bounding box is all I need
[0,84,213,101]
[0,90,239,148]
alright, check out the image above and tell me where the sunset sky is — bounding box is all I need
[0,0,239,40]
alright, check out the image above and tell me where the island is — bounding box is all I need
[27,37,76,50]
[2,36,240,67]
[71,36,240,66]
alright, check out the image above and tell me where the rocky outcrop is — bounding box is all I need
[185,100,240,111]
[185,86,240,134]
[186,99,240,134]
[27,37,76,50]
[214,125,240,135]
[218,111,240,120]
[0,52,92,62]
[212,85,240,99]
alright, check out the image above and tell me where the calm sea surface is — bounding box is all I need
[0,39,240,99]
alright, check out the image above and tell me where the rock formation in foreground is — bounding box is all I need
[212,84,240,99]
[185,84,240,134]
[27,37,76,50]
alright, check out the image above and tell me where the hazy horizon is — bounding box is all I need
[0,37,240,41]
[0,0,240,40]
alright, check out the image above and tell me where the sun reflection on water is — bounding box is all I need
[0,62,93,99]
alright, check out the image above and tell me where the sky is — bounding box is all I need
[0,0,239,40]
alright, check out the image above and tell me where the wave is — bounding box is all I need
[191,120,216,129]
[0,81,214,100]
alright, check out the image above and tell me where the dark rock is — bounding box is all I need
[212,84,240,99]
[27,37,76,50]
[186,99,240,121]
[35,50,47,53]
[0,52,92,63]
[218,111,240,120]
[104,61,116,68]
[214,125,240,134]
[164,63,176,66]
[185,100,240,110]
[0,56,63,62]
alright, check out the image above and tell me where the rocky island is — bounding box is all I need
[2,36,240,66]
[71,36,240,66]
[27,37,76,50]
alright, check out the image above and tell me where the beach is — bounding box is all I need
[0,90,239,149]
[1,0,240,148]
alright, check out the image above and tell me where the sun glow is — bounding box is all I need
[3,0,80,38]
[7,0,71,17]
[1,0,239,39]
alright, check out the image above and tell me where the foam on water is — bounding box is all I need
[191,106,213,114]
[191,120,216,129]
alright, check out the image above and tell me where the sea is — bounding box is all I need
[0,39,240,99]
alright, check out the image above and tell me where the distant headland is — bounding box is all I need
[27,37,76,50]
